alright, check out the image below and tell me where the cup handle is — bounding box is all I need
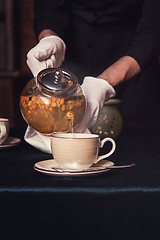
[0,125,7,139]
[94,137,116,163]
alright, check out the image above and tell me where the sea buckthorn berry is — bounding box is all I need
[66,111,74,120]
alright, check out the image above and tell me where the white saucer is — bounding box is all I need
[34,159,114,177]
[0,137,21,150]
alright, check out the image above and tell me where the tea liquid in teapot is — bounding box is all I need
[20,68,86,134]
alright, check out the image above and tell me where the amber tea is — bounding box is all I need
[20,95,86,134]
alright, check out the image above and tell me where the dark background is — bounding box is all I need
[0,0,36,129]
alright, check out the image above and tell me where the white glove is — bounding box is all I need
[27,35,66,77]
[75,76,116,132]
[24,126,52,154]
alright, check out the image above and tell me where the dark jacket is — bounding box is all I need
[33,0,160,128]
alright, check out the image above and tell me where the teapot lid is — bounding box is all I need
[37,68,78,96]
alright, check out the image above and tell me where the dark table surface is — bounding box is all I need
[0,127,160,240]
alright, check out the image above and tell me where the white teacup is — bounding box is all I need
[51,133,116,171]
[0,118,9,145]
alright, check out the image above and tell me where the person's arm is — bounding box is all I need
[38,29,58,41]
[26,1,68,77]
[34,0,69,40]
[99,0,160,87]
[81,0,160,130]
[126,0,160,71]
[98,56,141,87]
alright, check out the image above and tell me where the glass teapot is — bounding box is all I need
[20,68,86,135]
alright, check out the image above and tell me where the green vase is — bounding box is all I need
[92,99,123,140]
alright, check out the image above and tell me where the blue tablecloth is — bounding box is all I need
[0,127,160,240]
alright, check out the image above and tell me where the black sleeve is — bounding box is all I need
[34,0,69,40]
[126,0,160,70]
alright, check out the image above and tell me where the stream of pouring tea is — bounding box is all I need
[69,115,76,138]
[66,110,75,136]
[70,117,74,135]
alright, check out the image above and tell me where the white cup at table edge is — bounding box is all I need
[0,118,10,145]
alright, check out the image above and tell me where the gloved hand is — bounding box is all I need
[74,76,116,132]
[27,35,66,77]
